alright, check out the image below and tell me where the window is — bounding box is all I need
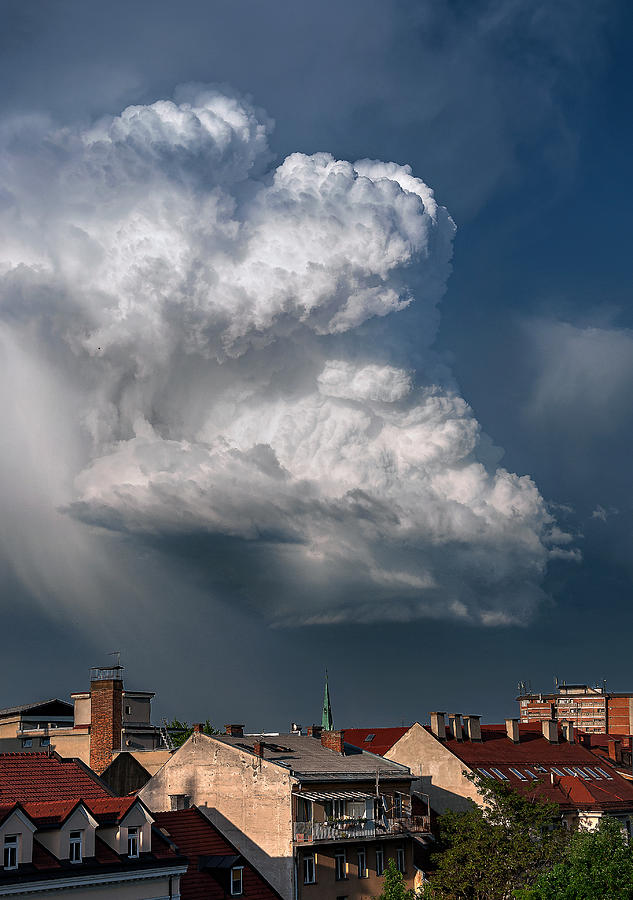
[169,794,191,810]
[69,830,82,863]
[550,767,564,777]
[296,797,312,823]
[364,734,375,742]
[585,767,601,779]
[357,847,367,878]
[563,767,576,776]
[125,705,132,715]
[303,853,316,884]
[393,793,403,817]
[335,851,347,880]
[3,836,18,871]
[21,739,32,748]
[525,769,537,779]
[331,799,345,819]
[376,847,384,876]
[534,765,547,775]
[574,767,590,780]
[490,768,509,781]
[509,767,528,781]
[396,847,406,873]
[231,866,244,896]
[477,768,493,779]
[127,826,139,858]
[40,737,50,747]
[595,767,614,780]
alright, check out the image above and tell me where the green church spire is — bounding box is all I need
[322,670,333,731]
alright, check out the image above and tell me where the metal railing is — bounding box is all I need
[293,816,430,843]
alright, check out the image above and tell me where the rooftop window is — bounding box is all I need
[509,767,528,781]
[364,734,375,742]
[3,836,18,871]
[490,768,509,781]
[69,830,82,864]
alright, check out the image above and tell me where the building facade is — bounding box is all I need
[0,751,187,898]
[139,726,430,900]
[516,683,633,735]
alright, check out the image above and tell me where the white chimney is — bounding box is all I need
[542,719,558,743]
[448,714,463,741]
[505,718,519,743]
[463,715,482,741]
[560,720,574,743]
[430,712,446,739]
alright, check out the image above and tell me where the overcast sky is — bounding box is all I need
[1,0,632,731]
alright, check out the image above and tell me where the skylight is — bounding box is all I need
[509,767,528,781]
[551,767,565,776]
[490,768,509,781]
[477,768,493,779]
[595,766,614,780]
[364,734,375,742]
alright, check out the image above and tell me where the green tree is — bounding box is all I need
[167,718,218,748]
[374,858,416,900]
[515,816,633,900]
[423,773,566,900]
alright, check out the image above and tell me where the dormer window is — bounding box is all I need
[3,835,18,870]
[128,827,139,858]
[69,831,82,863]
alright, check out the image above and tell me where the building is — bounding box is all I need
[155,806,283,900]
[0,665,168,774]
[0,751,187,897]
[139,725,431,900]
[100,750,173,796]
[516,682,633,735]
[369,714,633,831]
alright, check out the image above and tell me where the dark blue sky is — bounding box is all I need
[1,0,632,730]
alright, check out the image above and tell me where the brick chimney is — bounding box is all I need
[609,739,621,763]
[308,725,323,738]
[430,712,446,739]
[225,724,244,737]
[448,714,463,741]
[560,720,574,743]
[253,739,265,757]
[541,719,558,743]
[505,718,520,743]
[89,665,124,775]
[321,729,345,753]
[463,715,482,741]
[193,723,204,734]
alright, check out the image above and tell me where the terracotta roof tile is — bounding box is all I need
[0,752,111,803]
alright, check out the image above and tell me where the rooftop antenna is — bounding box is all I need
[109,650,122,668]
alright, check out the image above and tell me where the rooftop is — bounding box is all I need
[0,751,112,803]
[207,733,411,781]
[343,727,410,756]
[0,699,73,720]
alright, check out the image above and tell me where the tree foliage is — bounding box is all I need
[374,858,417,900]
[423,773,565,900]
[515,816,633,900]
[167,718,218,748]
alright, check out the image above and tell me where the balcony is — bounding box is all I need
[293,816,430,844]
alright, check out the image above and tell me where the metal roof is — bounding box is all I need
[294,790,375,801]
[0,699,73,719]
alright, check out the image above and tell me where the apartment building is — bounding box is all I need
[0,665,167,774]
[0,751,187,897]
[516,682,633,735]
[139,725,431,900]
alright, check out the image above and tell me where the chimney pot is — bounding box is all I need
[193,723,204,734]
[253,739,265,757]
[448,714,463,741]
[505,718,520,743]
[463,715,482,742]
[541,719,558,743]
[430,712,447,739]
[225,724,244,737]
[560,720,574,743]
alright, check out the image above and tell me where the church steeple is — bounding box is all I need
[322,670,333,731]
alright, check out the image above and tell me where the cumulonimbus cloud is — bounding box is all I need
[0,85,576,626]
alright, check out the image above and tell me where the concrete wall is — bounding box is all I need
[139,733,296,899]
[122,696,152,725]
[385,723,479,814]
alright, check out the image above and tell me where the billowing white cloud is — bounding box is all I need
[0,86,573,626]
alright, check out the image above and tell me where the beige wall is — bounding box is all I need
[122,696,152,725]
[35,806,98,861]
[297,839,415,900]
[385,723,478,814]
[139,733,297,898]
[73,695,91,727]
[0,809,36,865]
[0,873,181,899]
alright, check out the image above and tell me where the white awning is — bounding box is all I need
[295,790,375,802]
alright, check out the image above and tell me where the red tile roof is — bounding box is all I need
[155,807,282,900]
[22,800,83,826]
[430,723,633,812]
[88,796,139,824]
[343,727,409,756]
[0,752,111,803]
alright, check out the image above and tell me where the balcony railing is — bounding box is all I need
[293,816,430,843]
